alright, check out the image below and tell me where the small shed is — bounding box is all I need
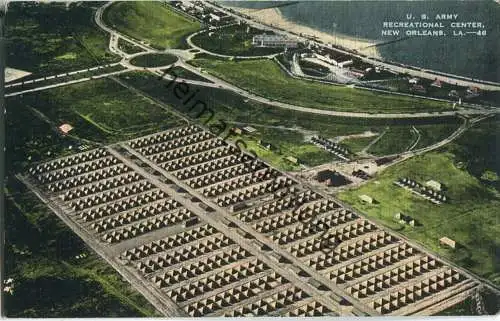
[394,212,404,220]
[242,126,257,134]
[58,123,74,135]
[285,156,299,165]
[232,127,243,135]
[431,79,443,88]
[359,194,374,204]
[426,180,442,191]
[439,237,456,249]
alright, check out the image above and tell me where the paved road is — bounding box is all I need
[5,69,131,97]
[6,63,122,88]
[205,2,500,91]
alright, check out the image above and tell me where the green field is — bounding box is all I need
[367,126,418,156]
[130,54,178,67]
[7,78,186,144]
[191,24,283,57]
[340,136,377,154]
[6,2,119,77]
[338,149,500,285]
[104,1,200,49]
[189,58,453,113]
[227,127,334,171]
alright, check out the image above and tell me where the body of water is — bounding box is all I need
[222,1,500,82]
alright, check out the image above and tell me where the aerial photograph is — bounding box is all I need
[1,0,499,317]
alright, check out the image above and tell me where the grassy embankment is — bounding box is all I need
[104,1,200,50]
[189,57,454,114]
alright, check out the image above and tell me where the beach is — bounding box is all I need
[227,6,382,59]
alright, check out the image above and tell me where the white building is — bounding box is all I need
[209,11,231,22]
[252,34,299,48]
[426,180,442,191]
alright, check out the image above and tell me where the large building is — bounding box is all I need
[252,34,299,48]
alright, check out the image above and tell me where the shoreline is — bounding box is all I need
[227,6,382,59]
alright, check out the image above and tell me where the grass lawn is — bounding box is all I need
[341,136,377,154]
[367,126,417,156]
[189,58,453,113]
[6,2,119,77]
[7,78,186,144]
[191,24,283,56]
[366,121,462,156]
[104,1,200,49]
[414,122,463,150]
[130,54,178,68]
[228,127,335,171]
[338,152,500,286]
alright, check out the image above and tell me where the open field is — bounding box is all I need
[366,121,461,156]
[227,127,334,171]
[6,78,186,144]
[447,118,500,192]
[104,1,200,50]
[6,2,119,77]
[129,54,178,68]
[414,122,464,150]
[191,24,283,56]
[367,127,417,156]
[3,179,160,317]
[189,57,453,113]
[341,136,377,154]
[338,150,500,286]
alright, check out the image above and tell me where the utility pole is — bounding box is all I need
[0,0,7,316]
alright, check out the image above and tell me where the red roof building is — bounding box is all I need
[58,123,74,135]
